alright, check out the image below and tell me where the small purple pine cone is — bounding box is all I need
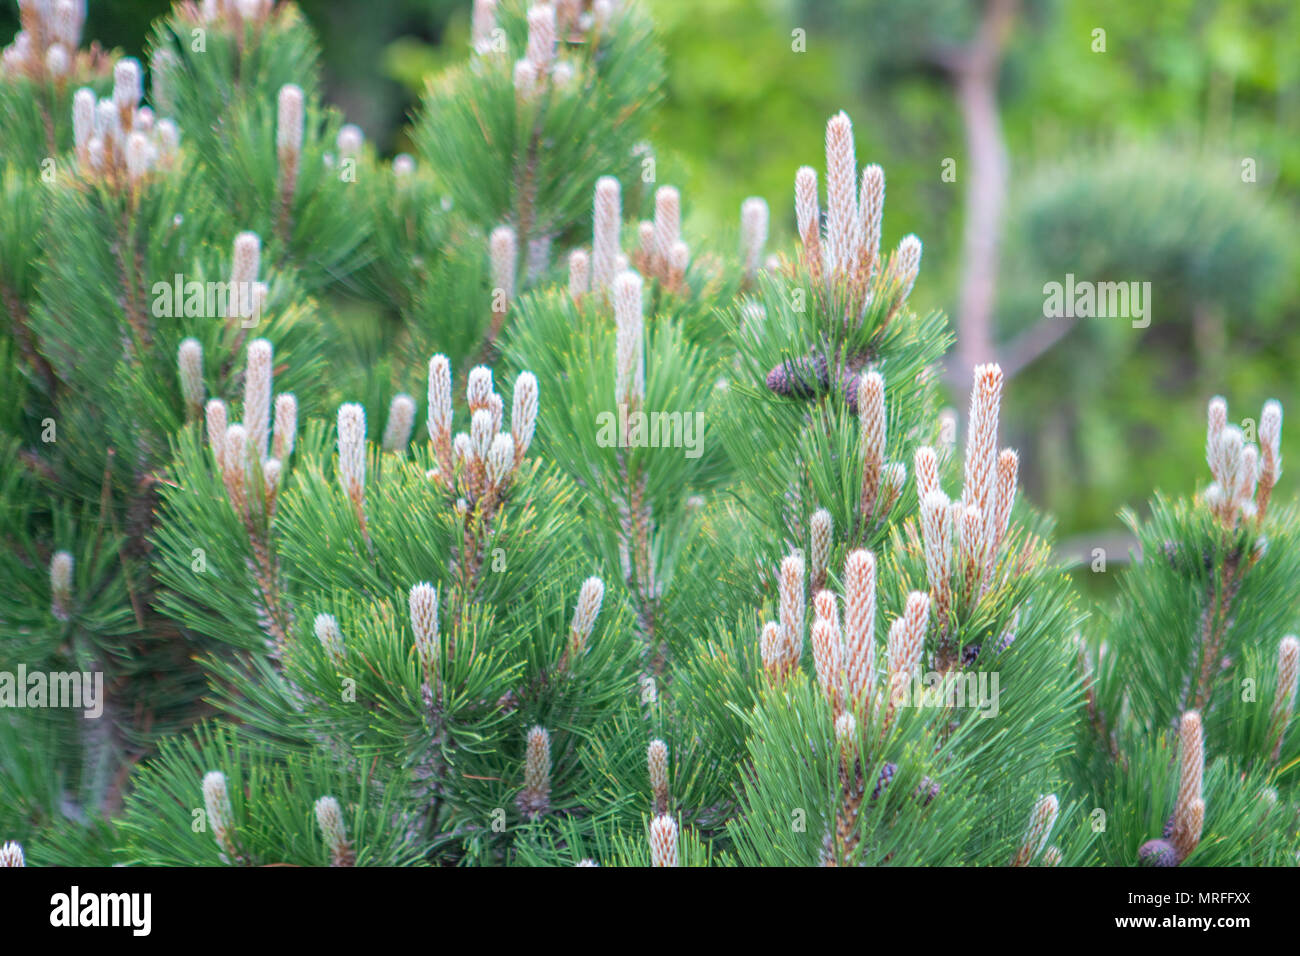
[765,354,829,399]
[811,350,830,386]
[870,762,897,801]
[1162,815,1175,839]
[515,788,549,821]
[961,643,982,667]
[913,776,941,805]
[1137,838,1180,867]
[765,361,793,395]
[841,368,862,412]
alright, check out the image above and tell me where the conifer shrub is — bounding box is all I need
[0,0,1295,869]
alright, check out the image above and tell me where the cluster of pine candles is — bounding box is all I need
[0,0,1297,869]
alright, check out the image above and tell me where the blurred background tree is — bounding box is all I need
[6,0,1296,564]
[785,0,1300,569]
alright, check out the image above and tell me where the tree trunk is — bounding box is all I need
[950,0,1017,385]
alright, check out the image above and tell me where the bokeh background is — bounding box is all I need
[10,0,1297,573]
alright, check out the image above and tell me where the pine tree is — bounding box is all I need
[0,0,334,858]
[1073,395,1299,866]
[146,0,367,291]
[1,0,1297,870]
